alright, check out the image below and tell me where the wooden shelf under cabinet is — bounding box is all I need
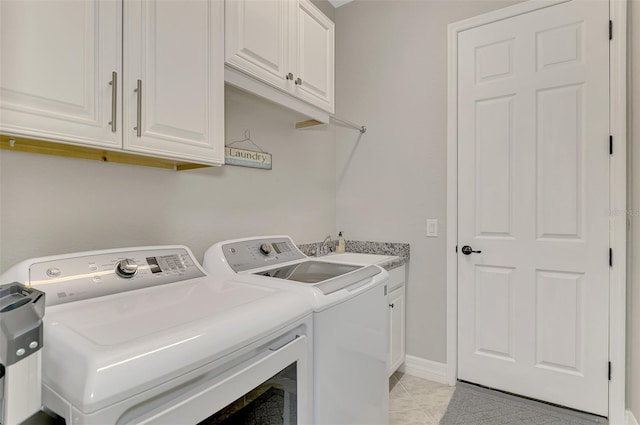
[0,135,212,171]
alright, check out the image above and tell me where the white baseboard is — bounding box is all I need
[398,355,449,385]
[627,410,639,425]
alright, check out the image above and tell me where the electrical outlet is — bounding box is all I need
[427,219,438,237]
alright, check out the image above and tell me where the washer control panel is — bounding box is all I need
[27,247,205,306]
[222,237,306,272]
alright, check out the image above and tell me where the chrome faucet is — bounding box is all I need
[315,235,332,257]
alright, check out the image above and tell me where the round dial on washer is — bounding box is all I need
[259,243,272,255]
[115,258,138,278]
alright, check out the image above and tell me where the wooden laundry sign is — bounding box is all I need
[224,146,272,170]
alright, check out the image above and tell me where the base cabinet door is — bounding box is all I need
[0,0,121,148]
[123,0,224,165]
[389,285,406,375]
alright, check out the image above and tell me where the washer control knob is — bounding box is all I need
[46,267,61,278]
[115,258,138,278]
[259,243,272,255]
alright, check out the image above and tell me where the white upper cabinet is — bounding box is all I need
[0,0,121,149]
[225,0,334,114]
[124,0,224,164]
[225,0,291,91]
[293,0,334,113]
[1,0,224,166]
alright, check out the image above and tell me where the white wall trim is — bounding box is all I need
[446,0,627,422]
[446,0,569,33]
[399,356,449,385]
[627,410,640,425]
[445,8,459,389]
[608,1,628,424]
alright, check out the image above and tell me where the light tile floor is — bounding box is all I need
[389,372,455,425]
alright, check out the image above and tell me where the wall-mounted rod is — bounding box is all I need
[330,115,366,134]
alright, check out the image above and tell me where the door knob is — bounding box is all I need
[461,245,482,255]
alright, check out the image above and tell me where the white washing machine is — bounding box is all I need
[203,236,389,425]
[1,246,313,424]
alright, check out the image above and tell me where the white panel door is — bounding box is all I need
[457,0,610,415]
[293,0,334,113]
[0,0,121,148]
[124,0,224,165]
[225,0,292,91]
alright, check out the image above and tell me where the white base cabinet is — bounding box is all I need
[388,266,406,376]
[1,0,224,166]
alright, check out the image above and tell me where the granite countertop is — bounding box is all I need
[297,240,409,270]
[378,257,405,271]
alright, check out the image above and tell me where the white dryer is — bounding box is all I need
[1,246,313,424]
[203,236,389,425]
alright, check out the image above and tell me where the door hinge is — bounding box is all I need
[609,20,613,40]
[456,245,458,253]
[609,248,613,267]
[608,361,612,380]
[610,135,613,155]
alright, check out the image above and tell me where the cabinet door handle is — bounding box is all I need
[286,72,294,80]
[295,77,302,85]
[134,79,142,137]
[109,72,117,133]
[389,303,394,308]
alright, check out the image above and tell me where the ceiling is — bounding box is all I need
[328,0,354,8]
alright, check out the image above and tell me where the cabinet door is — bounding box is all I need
[0,0,121,148]
[225,0,292,92]
[293,0,334,113]
[124,0,224,165]
[389,286,406,375]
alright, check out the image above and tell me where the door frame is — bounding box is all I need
[446,0,627,422]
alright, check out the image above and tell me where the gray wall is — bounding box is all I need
[334,0,521,363]
[627,0,640,419]
[0,86,336,271]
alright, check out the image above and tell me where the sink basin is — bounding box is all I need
[255,261,361,283]
[324,252,397,265]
